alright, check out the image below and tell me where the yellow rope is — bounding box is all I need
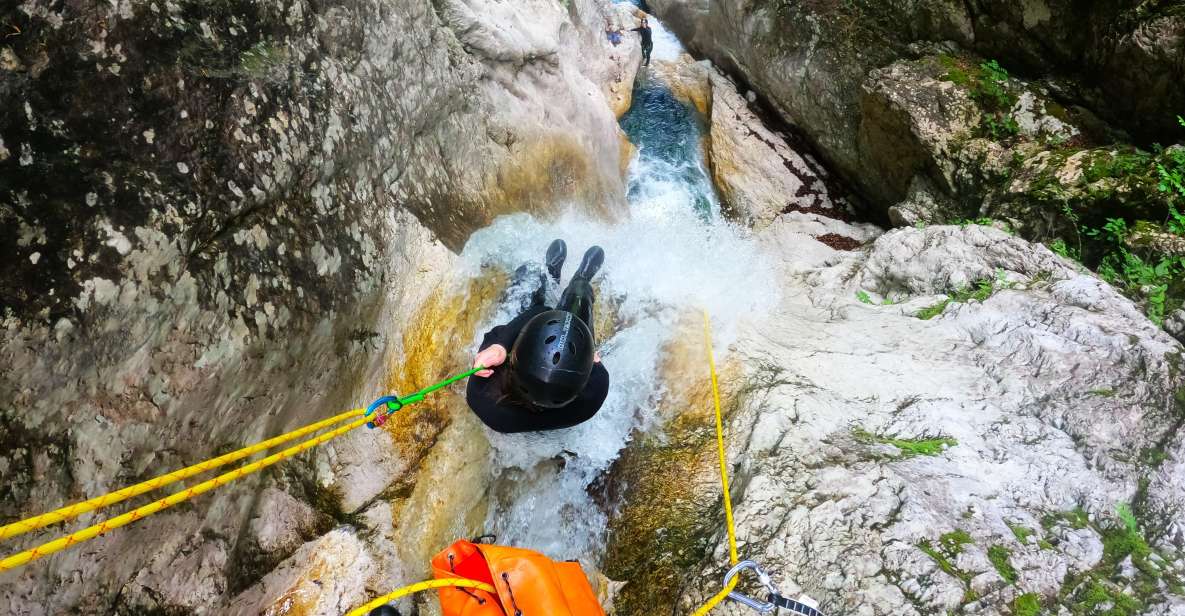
[0,416,369,572]
[690,310,740,616]
[348,313,744,616]
[0,408,365,542]
[346,578,497,616]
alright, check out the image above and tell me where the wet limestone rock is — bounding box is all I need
[225,528,379,616]
[654,54,849,229]
[0,0,635,613]
[600,2,646,117]
[646,0,1185,216]
[606,218,1185,614]
[653,55,712,116]
[706,66,846,228]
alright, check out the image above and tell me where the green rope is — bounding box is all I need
[400,366,484,405]
[365,366,485,427]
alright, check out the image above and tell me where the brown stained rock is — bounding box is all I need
[652,55,713,116]
[705,65,842,229]
[782,202,853,223]
[815,233,864,251]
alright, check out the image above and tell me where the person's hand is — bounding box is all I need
[474,345,508,377]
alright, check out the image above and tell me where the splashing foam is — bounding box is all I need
[452,14,778,560]
[458,212,777,558]
[647,14,686,63]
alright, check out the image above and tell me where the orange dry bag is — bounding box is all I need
[431,539,606,616]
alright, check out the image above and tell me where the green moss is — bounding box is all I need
[857,290,899,305]
[917,299,951,320]
[940,529,974,554]
[1085,149,1154,184]
[918,539,962,579]
[1008,522,1035,545]
[1013,592,1042,616]
[916,278,1000,320]
[1089,388,1117,397]
[892,436,958,456]
[939,54,972,87]
[853,427,957,457]
[1101,504,1150,567]
[988,544,1018,583]
[1012,139,1185,327]
[1072,578,1141,615]
[1050,502,1184,614]
[1140,446,1168,467]
[1061,507,1091,529]
[238,40,288,78]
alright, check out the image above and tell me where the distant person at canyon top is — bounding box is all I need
[605,19,623,46]
[466,240,609,433]
[630,16,653,66]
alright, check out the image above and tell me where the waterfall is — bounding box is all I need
[453,15,781,562]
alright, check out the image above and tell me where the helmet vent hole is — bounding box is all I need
[552,352,561,365]
[567,342,575,354]
[545,335,557,344]
[547,319,561,325]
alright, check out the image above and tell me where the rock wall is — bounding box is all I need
[0,0,637,613]
[646,0,1185,215]
[654,55,851,228]
[605,209,1185,614]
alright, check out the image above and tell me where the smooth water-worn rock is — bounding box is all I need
[706,66,844,228]
[0,0,635,613]
[653,54,847,228]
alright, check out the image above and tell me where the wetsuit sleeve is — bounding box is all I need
[479,306,548,351]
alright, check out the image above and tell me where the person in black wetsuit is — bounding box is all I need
[631,17,653,66]
[466,240,609,434]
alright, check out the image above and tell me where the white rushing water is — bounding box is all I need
[455,11,780,563]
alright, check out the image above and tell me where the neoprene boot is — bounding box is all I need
[573,245,604,280]
[546,239,567,283]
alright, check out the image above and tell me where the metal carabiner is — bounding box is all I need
[724,560,778,614]
[365,395,404,429]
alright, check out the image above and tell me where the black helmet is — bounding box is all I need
[509,310,595,408]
